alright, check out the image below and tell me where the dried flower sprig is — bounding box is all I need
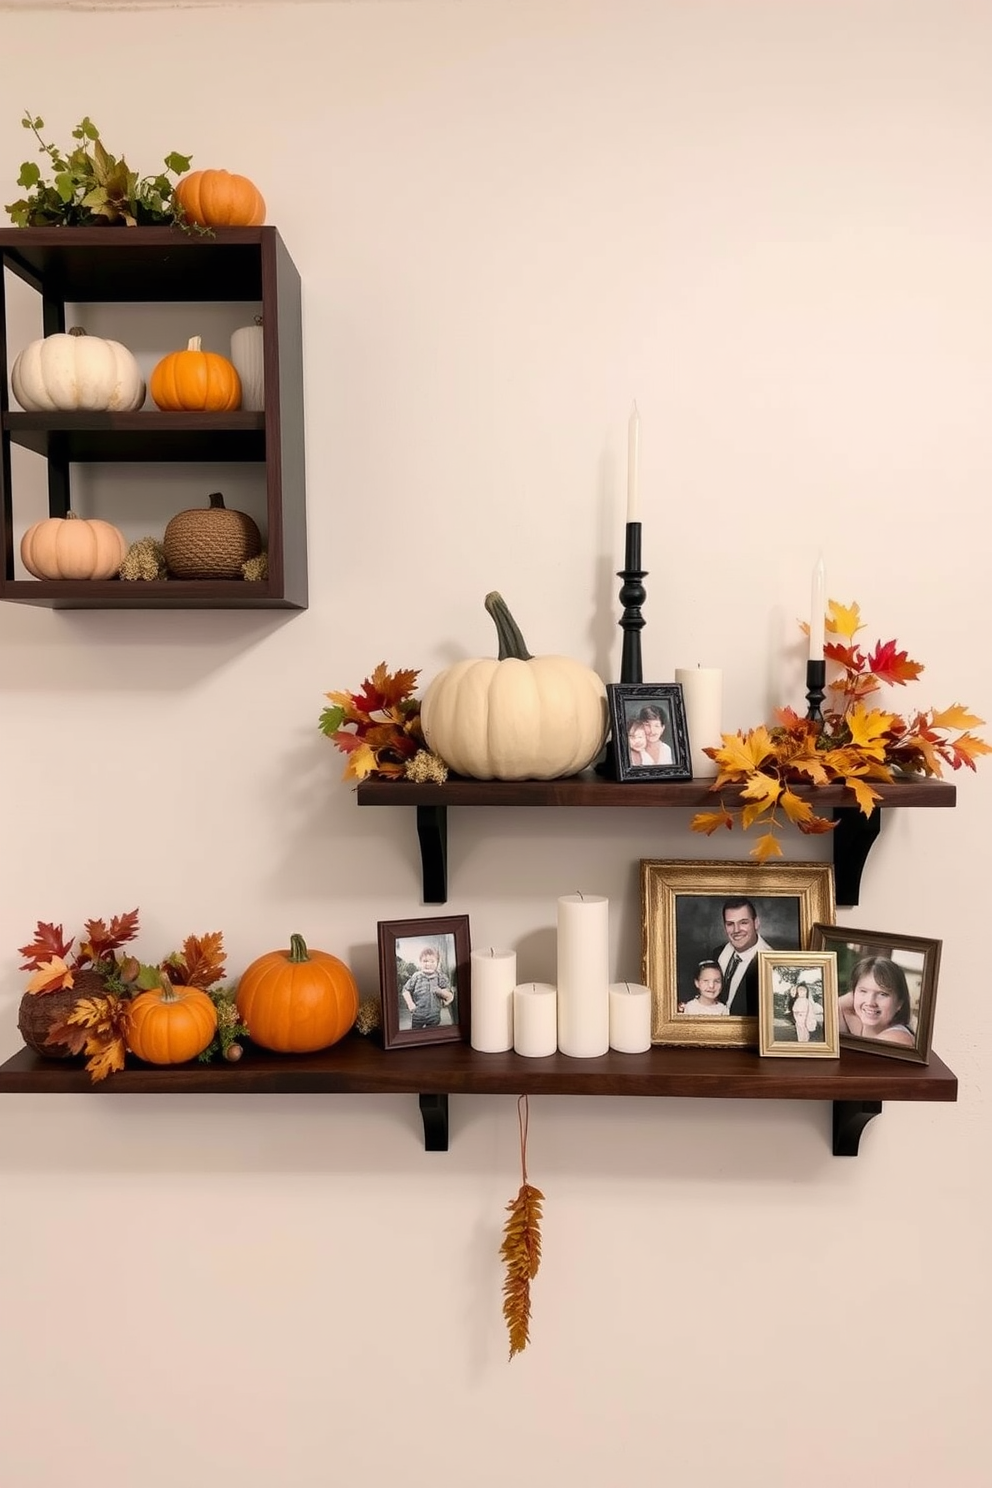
[319,662,424,782]
[692,599,991,861]
[500,1096,544,1360]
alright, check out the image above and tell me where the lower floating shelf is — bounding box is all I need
[0,1038,957,1157]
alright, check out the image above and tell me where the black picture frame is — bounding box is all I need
[607,683,692,782]
[377,915,472,1050]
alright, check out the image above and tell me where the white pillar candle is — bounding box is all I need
[675,667,723,779]
[513,982,558,1057]
[470,947,516,1052]
[556,893,610,1058]
[608,982,653,1053]
[809,554,826,661]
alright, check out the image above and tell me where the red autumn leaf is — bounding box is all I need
[866,640,924,687]
[18,921,73,971]
[824,641,865,672]
[79,909,140,965]
[172,932,226,990]
[371,662,420,711]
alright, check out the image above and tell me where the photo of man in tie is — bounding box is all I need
[710,898,771,1017]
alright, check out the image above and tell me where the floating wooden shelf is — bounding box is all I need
[355,773,957,907]
[0,1038,957,1157]
[0,226,307,610]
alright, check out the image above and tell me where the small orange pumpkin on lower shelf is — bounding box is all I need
[126,976,218,1065]
[236,933,359,1054]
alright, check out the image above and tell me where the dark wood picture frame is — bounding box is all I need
[809,923,941,1065]
[608,683,692,782]
[377,915,472,1050]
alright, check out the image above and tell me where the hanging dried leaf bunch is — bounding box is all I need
[500,1096,544,1360]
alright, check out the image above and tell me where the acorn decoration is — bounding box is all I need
[163,492,262,580]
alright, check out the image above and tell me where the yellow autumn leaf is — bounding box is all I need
[343,740,378,782]
[780,789,815,826]
[826,599,862,640]
[846,703,896,758]
[954,731,992,762]
[750,831,784,861]
[790,753,830,787]
[844,776,883,816]
[25,957,74,994]
[740,771,782,809]
[741,799,772,830]
[930,704,985,731]
[690,808,734,836]
[711,727,776,776]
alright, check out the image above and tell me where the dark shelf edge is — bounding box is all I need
[0,1041,958,1103]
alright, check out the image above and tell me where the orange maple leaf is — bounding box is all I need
[844,776,883,816]
[780,790,815,827]
[930,704,985,732]
[946,732,992,769]
[173,932,226,989]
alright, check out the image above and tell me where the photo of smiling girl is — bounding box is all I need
[837,956,915,1047]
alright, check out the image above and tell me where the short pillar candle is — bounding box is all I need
[513,982,558,1057]
[608,982,652,1053]
[556,893,610,1058]
[675,667,722,779]
[470,948,516,1052]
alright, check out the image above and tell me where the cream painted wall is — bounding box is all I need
[0,3,989,1486]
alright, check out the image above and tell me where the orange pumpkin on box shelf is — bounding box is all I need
[126,977,218,1065]
[150,337,242,412]
[175,169,266,228]
[236,934,359,1054]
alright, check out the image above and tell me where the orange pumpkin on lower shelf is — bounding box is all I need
[127,978,218,1065]
[236,934,359,1054]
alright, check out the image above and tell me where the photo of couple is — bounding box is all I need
[608,684,692,782]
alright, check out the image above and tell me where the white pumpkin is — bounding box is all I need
[230,317,264,411]
[11,326,145,413]
[420,592,608,781]
[20,511,128,581]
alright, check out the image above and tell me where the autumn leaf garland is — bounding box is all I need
[692,599,991,860]
[319,662,425,782]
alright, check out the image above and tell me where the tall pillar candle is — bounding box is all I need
[470,948,516,1052]
[608,982,652,1053]
[675,667,723,779]
[556,893,610,1057]
[513,982,558,1057]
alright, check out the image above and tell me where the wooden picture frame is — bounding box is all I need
[607,683,692,782]
[641,860,836,1048]
[808,923,941,1064]
[377,915,471,1050]
[757,950,840,1058]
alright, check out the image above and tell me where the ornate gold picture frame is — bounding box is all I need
[757,950,840,1058]
[640,860,836,1048]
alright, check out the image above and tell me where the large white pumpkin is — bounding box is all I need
[420,592,608,781]
[11,326,145,413]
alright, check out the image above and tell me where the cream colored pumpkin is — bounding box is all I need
[20,512,128,581]
[421,592,608,781]
[11,326,145,413]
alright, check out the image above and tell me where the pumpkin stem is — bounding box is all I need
[68,326,87,337]
[484,592,533,661]
[187,336,202,352]
[158,971,180,1002]
[207,492,227,510]
[288,934,311,964]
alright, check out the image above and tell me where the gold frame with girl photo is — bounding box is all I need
[641,860,836,1048]
[757,950,840,1058]
[808,923,941,1065]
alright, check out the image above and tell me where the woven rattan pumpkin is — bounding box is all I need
[17,968,107,1059]
[163,492,262,579]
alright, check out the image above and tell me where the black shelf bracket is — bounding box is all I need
[832,806,883,907]
[419,1092,449,1150]
[416,805,448,904]
[832,1099,882,1156]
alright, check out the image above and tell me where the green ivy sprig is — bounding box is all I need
[5,113,192,228]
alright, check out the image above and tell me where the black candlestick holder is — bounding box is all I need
[805,659,826,724]
[619,521,647,685]
[596,522,649,777]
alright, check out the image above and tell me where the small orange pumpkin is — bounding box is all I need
[126,977,218,1065]
[150,336,242,412]
[236,934,359,1054]
[175,169,266,228]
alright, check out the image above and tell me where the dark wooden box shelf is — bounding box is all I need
[0,226,306,611]
[355,773,957,907]
[0,1038,958,1157]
